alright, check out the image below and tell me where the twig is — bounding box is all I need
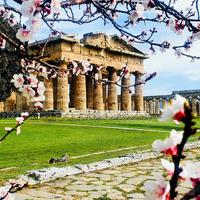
[0,110,36,143]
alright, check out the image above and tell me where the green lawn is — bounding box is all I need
[0,117,199,184]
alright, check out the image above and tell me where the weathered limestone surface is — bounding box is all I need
[4,92,16,112]
[15,147,200,200]
[102,84,107,110]
[108,69,118,111]
[16,93,28,111]
[121,76,131,111]
[134,72,143,112]
[74,75,86,110]
[0,102,4,112]
[44,79,54,110]
[57,69,69,112]
[86,74,94,109]
[93,71,104,111]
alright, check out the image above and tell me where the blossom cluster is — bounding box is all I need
[16,0,61,42]
[70,60,93,76]
[120,64,129,79]
[11,73,45,109]
[0,6,17,27]
[0,5,18,48]
[144,95,200,199]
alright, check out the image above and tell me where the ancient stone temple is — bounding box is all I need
[144,89,200,116]
[1,33,148,114]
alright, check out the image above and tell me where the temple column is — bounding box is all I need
[134,72,143,111]
[162,99,167,109]
[86,74,93,109]
[4,92,16,112]
[107,68,118,111]
[0,102,4,112]
[69,75,76,108]
[192,98,197,114]
[103,83,107,110]
[149,100,153,114]
[93,71,104,110]
[131,96,135,111]
[153,99,156,114]
[155,99,160,115]
[146,100,150,113]
[57,68,69,113]
[121,76,131,111]
[16,93,28,111]
[197,100,200,116]
[74,74,86,110]
[44,79,54,110]
[143,100,147,112]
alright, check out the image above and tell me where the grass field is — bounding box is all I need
[0,117,199,184]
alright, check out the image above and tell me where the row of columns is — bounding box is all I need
[43,68,143,112]
[144,98,200,115]
[1,69,143,113]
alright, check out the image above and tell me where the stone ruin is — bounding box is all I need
[0,33,148,117]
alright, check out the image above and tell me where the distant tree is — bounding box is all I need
[0,17,20,101]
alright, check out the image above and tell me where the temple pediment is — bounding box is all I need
[82,32,147,58]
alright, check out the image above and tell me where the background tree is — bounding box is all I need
[0,17,20,101]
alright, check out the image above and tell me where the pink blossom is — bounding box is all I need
[21,112,29,118]
[51,0,61,14]
[152,129,183,156]
[37,81,45,96]
[161,159,174,176]
[181,161,200,180]
[0,37,6,49]
[22,85,36,97]
[16,28,33,42]
[4,127,12,131]
[16,126,21,135]
[81,60,91,73]
[160,95,187,123]
[28,74,38,88]
[27,15,42,33]
[21,0,40,17]
[120,65,129,78]
[129,3,144,24]
[144,174,170,200]
[34,102,43,109]
[11,74,24,88]
[16,117,24,124]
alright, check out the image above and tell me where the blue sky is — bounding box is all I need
[4,0,200,96]
[35,15,200,97]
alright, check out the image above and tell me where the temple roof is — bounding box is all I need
[81,32,148,59]
[31,32,148,59]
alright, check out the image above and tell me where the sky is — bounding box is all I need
[4,0,200,96]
